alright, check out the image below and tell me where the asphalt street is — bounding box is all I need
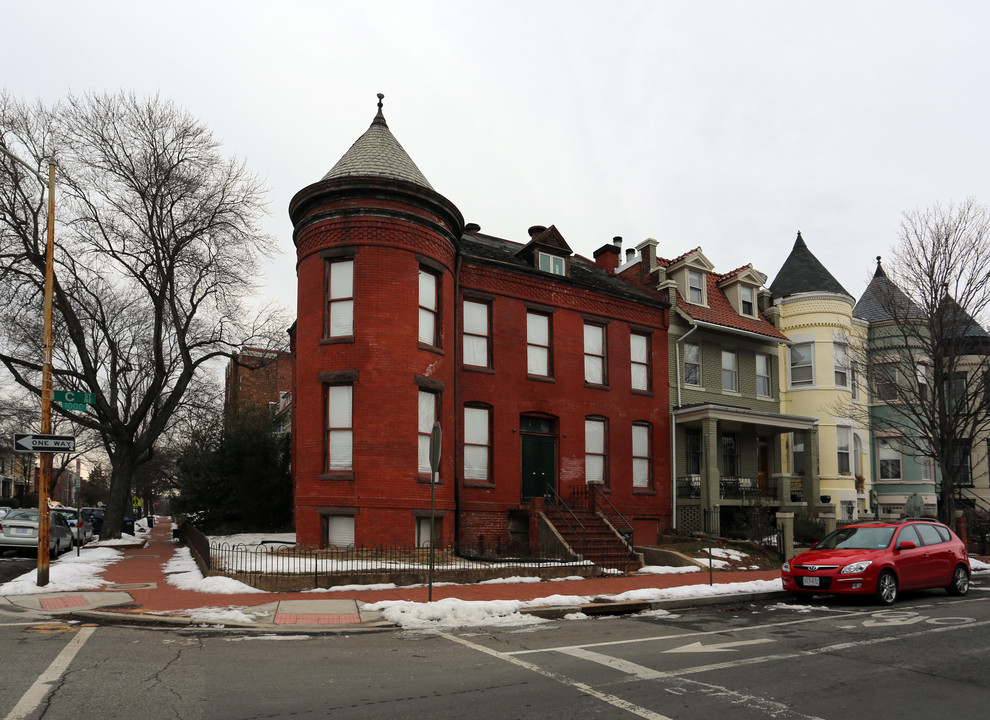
[2,584,987,720]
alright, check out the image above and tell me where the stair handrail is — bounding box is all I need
[544,486,586,558]
[957,485,990,515]
[588,483,635,547]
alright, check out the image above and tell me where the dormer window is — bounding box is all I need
[688,270,705,304]
[538,252,565,276]
[740,285,755,317]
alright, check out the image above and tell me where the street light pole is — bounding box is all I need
[0,148,56,586]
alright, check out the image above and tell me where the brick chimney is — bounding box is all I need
[593,236,623,275]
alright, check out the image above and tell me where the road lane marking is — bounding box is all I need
[663,638,775,653]
[508,609,872,656]
[5,625,96,720]
[437,631,676,720]
[553,646,825,719]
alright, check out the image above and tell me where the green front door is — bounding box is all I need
[521,434,556,501]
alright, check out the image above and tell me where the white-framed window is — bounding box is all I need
[878,438,901,480]
[585,417,607,484]
[325,385,353,472]
[791,433,805,475]
[630,333,650,391]
[326,515,355,548]
[834,342,849,388]
[721,349,737,392]
[950,438,973,486]
[462,300,490,368]
[584,323,606,385]
[722,434,738,477]
[756,354,772,397]
[418,268,439,346]
[875,364,898,402]
[417,390,438,474]
[945,372,967,412]
[917,452,932,482]
[632,422,651,489]
[326,258,354,338]
[917,363,929,402]
[688,270,704,304]
[740,285,755,317]
[463,406,490,481]
[526,312,551,377]
[538,252,565,275]
[416,517,436,548]
[790,342,814,386]
[837,426,851,474]
[684,342,701,386]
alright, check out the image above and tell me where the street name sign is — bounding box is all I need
[52,390,95,411]
[13,433,76,452]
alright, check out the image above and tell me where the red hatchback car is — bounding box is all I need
[782,520,970,605]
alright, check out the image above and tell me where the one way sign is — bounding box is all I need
[13,433,76,452]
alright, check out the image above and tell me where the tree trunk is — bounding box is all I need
[102,448,138,539]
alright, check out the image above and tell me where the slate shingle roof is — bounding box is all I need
[768,232,852,300]
[460,231,666,307]
[321,95,434,189]
[853,258,925,322]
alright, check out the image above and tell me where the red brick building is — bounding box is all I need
[224,348,294,420]
[288,96,671,554]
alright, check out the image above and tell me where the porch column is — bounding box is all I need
[802,426,823,515]
[701,417,720,533]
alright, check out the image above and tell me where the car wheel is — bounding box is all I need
[876,570,898,605]
[947,564,970,596]
[49,540,60,559]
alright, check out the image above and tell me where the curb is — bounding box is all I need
[50,590,790,632]
[522,590,788,620]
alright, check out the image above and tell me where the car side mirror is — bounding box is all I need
[897,540,916,551]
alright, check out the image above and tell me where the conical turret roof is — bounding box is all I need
[853,257,924,322]
[768,232,853,300]
[322,94,434,189]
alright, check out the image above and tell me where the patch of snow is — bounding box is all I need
[0,547,122,595]
[639,565,702,575]
[164,547,265,594]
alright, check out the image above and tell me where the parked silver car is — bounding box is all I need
[52,507,95,546]
[0,509,74,556]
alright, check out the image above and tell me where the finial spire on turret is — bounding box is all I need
[373,93,387,127]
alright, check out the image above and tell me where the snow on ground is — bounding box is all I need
[0,546,123,595]
[362,579,783,630]
[164,547,265,594]
[639,565,702,575]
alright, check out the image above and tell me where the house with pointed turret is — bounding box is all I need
[287,96,671,567]
[853,258,936,518]
[617,240,818,535]
[766,232,872,526]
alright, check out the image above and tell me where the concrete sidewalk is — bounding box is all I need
[1,518,785,632]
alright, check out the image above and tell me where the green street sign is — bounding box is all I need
[52,390,95,405]
[59,402,88,412]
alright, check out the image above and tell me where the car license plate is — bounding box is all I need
[13,527,31,535]
[803,576,820,587]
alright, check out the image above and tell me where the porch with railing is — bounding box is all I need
[676,475,780,501]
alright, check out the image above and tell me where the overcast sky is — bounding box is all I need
[5,1,989,316]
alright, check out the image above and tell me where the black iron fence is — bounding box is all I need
[202,540,595,590]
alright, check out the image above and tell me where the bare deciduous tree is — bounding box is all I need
[0,91,286,537]
[852,199,990,524]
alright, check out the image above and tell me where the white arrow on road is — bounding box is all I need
[663,638,775,653]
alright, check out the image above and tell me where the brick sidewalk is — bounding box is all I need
[91,518,779,616]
